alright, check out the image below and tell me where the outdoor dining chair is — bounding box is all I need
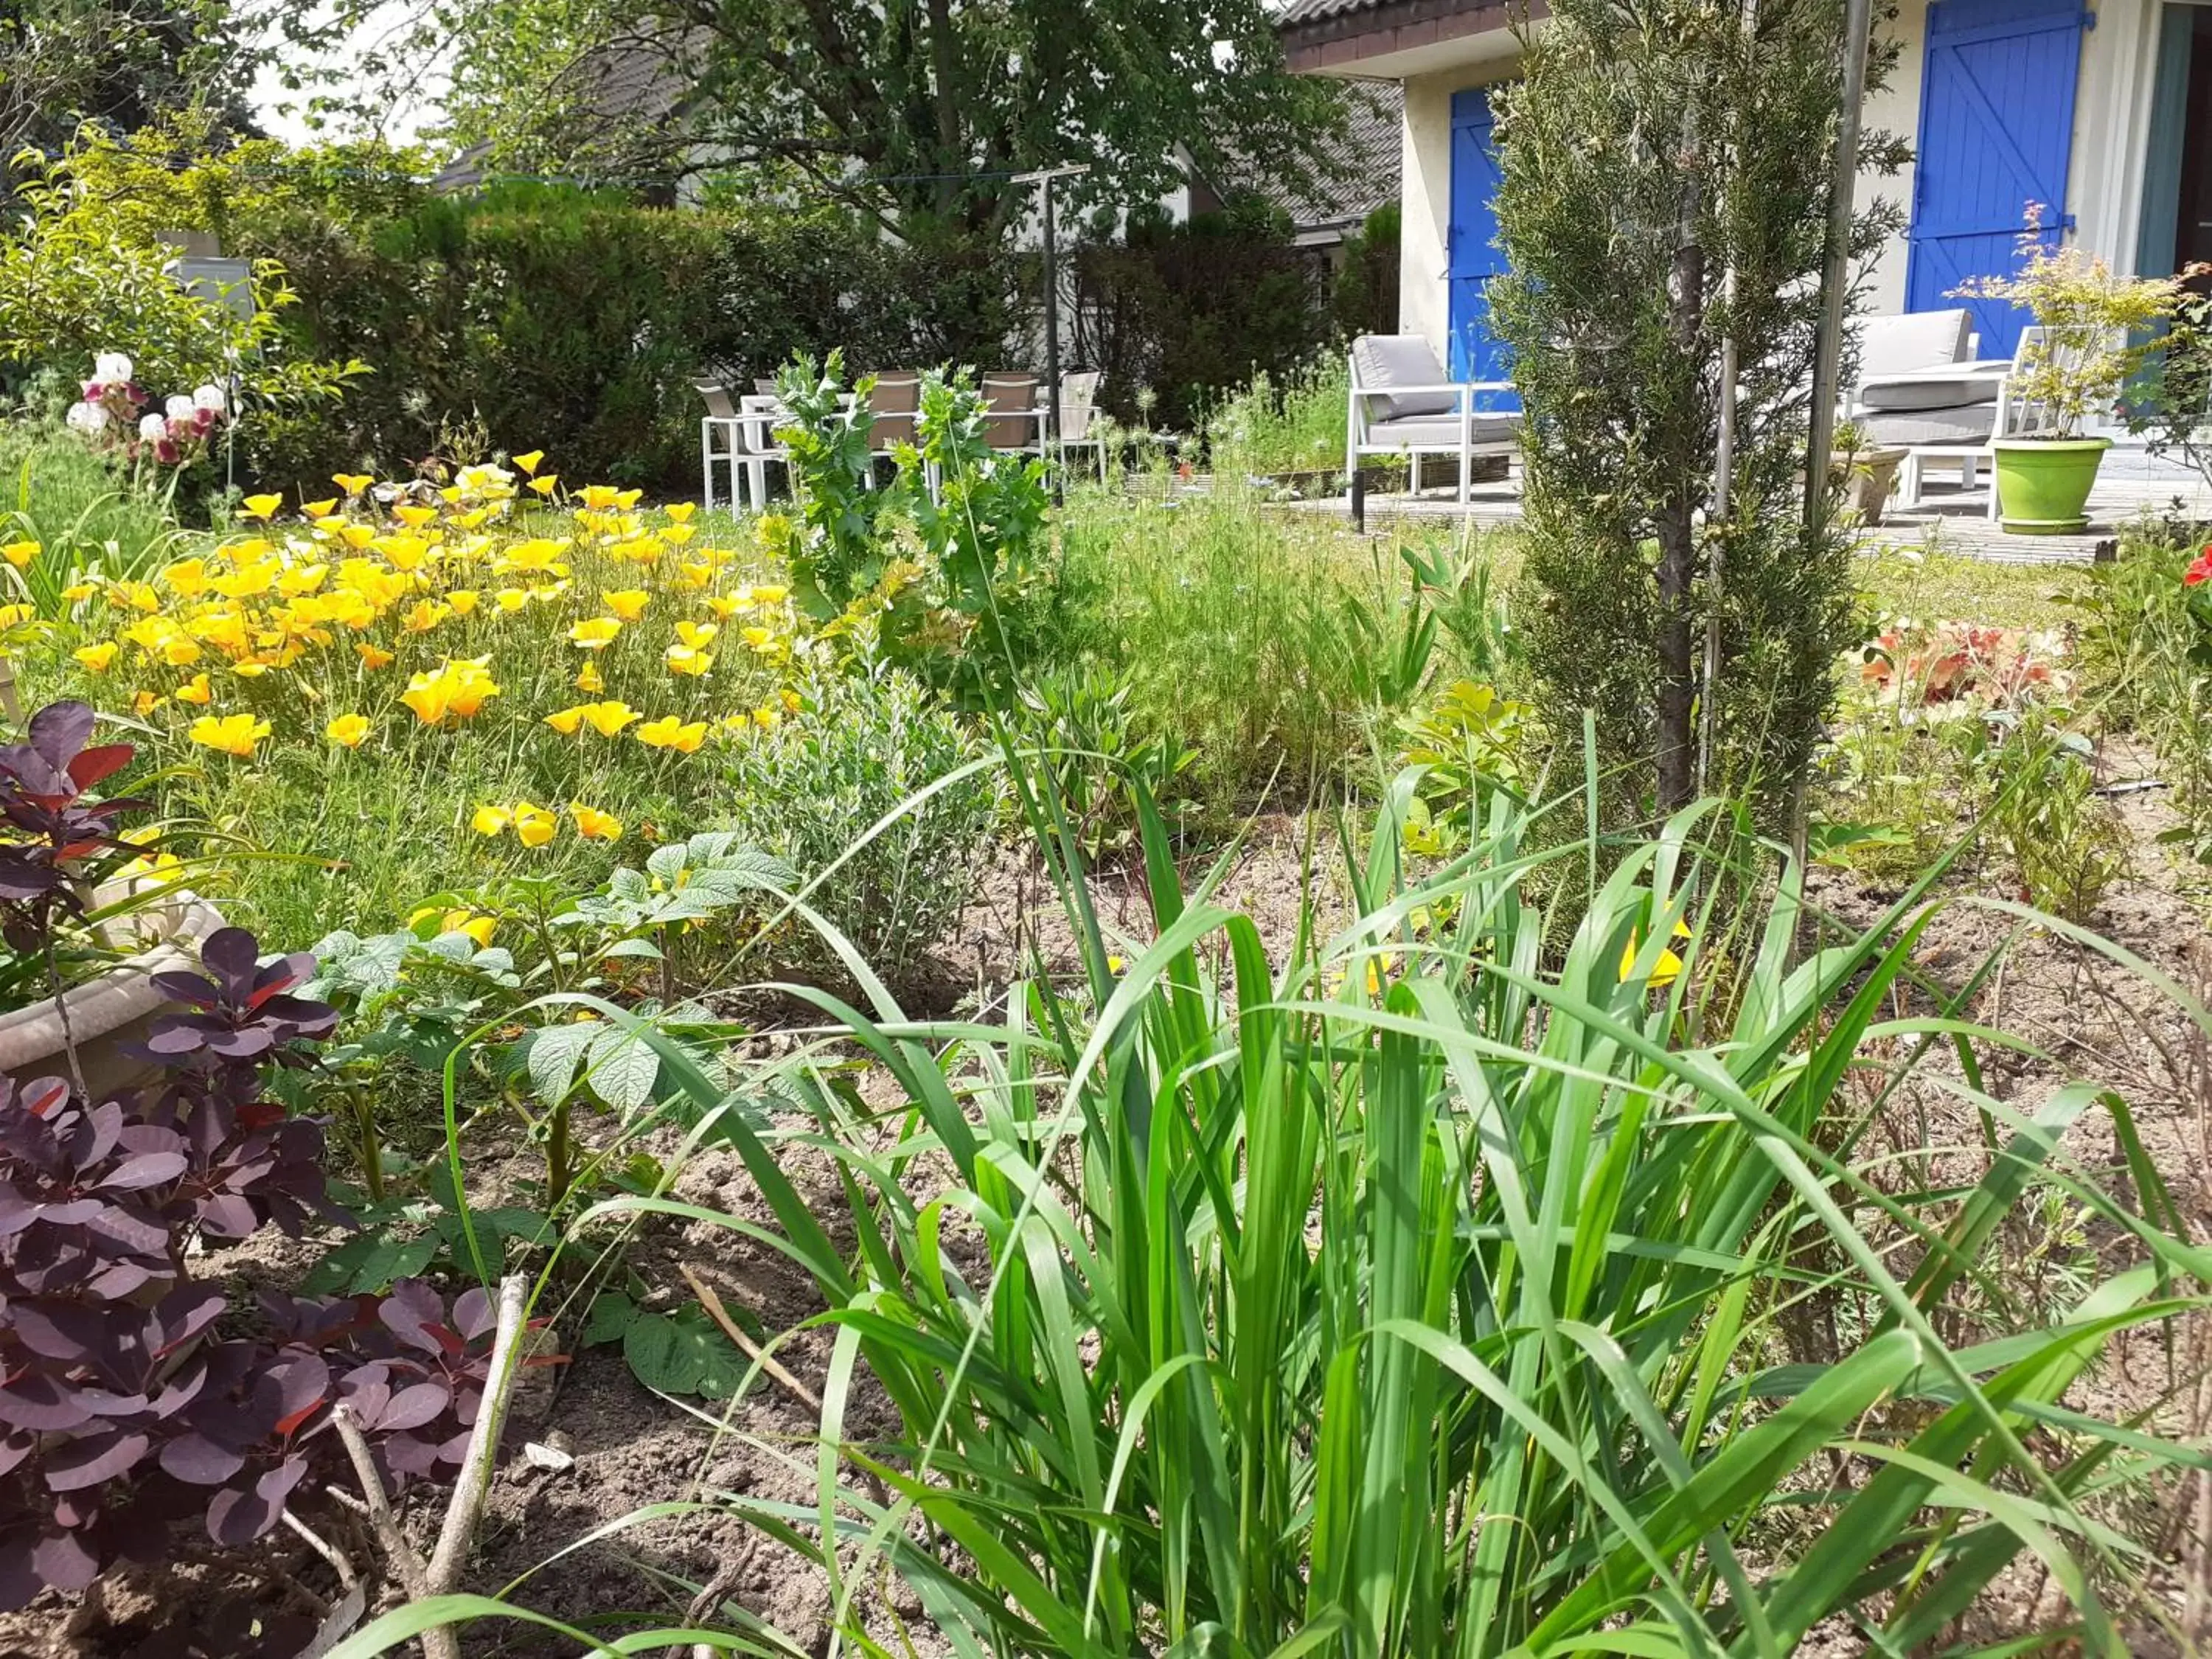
[695,380,752,512]
[1056,371,1107,483]
[869,372,923,479]
[981,373,1044,454]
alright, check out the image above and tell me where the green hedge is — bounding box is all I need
[234,184,1037,495]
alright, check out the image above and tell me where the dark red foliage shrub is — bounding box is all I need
[0,700,530,1613]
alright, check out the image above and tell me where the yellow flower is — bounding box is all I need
[495,587,531,613]
[239,493,284,522]
[673,619,718,649]
[356,643,395,669]
[326,713,371,748]
[189,712,269,757]
[705,594,742,619]
[569,616,622,650]
[568,802,622,841]
[751,704,782,731]
[174,672,213,705]
[526,474,560,497]
[664,502,697,524]
[400,656,501,724]
[392,503,439,529]
[0,603,32,630]
[780,689,801,712]
[454,911,496,946]
[580,700,640,737]
[302,498,339,519]
[543,704,589,735]
[740,625,775,650]
[512,450,545,476]
[471,804,513,837]
[718,712,750,735]
[72,642,118,672]
[401,598,451,634]
[334,473,375,495]
[602,588,650,621]
[2,540,40,568]
[131,690,165,717]
[635,716,706,754]
[447,588,480,615]
[579,484,622,510]
[666,645,714,677]
[60,582,97,603]
[751,584,789,604]
[514,801,557,847]
[1619,919,1695,990]
[574,659,605,692]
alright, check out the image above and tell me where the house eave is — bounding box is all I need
[1281,0,1529,79]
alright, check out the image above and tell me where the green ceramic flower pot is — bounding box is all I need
[1990,437,2111,535]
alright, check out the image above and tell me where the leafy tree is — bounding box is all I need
[1489,0,1907,813]
[292,0,1353,234]
[0,0,262,195]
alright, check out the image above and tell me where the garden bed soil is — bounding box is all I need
[9,793,2211,1656]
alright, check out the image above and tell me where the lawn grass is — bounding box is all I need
[1854,543,2088,631]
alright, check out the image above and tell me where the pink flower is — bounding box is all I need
[154,439,180,465]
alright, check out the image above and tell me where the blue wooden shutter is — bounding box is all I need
[1905,0,2090,358]
[1448,86,1516,405]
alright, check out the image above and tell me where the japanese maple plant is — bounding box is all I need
[0,700,543,1617]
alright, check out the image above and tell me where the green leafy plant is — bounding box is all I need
[1976,707,2130,921]
[1016,664,1197,857]
[538,766,2211,1659]
[1951,206,2184,439]
[717,663,1000,979]
[582,1276,754,1401]
[769,350,898,619]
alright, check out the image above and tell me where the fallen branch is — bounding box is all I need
[681,1263,821,1411]
[333,1273,532,1659]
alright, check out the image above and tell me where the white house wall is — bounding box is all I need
[1388,0,2157,366]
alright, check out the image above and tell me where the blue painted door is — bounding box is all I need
[1905,0,2090,358]
[1448,86,1515,406]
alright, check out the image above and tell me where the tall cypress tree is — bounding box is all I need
[1489,0,1907,814]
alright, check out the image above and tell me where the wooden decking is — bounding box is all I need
[1286,441,2212,566]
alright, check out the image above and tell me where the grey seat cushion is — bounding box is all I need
[1363,411,1522,449]
[1858,403,1997,446]
[1857,376,2002,413]
[1856,308,1973,381]
[1353,335,1459,420]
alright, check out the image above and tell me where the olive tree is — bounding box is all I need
[1489,0,1907,813]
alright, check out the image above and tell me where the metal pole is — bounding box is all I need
[1804,0,1874,534]
[1043,171,1063,505]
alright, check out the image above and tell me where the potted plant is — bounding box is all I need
[1952,208,2185,535]
[1829,420,1907,526]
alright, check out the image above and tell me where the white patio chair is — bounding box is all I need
[1057,370,1107,483]
[1346,334,1519,511]
[696,380,749,511]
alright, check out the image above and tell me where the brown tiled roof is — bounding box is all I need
[1279,0,1518,74]
[1206,82,1400,241]
[1279,0,1396,18]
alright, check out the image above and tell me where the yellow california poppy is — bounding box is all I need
[574,660,605,692]
[72,642,118,672]
[1619,919,1695,989]
[333,473,374,495]
[568,802,622,841]
[356,643,395,669]
[635,716,706,754]
[189,712,270,757]
[514,801,557,847]
[602,589,650,621]
[325,713,371,748]
[238,493,284,522]
[2,540,40,568]
[512,450,545,476]
[174,672,213,705]
[471,804,513,836]
[569,616,622,650]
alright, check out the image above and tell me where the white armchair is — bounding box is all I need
[1346,335,1520,512]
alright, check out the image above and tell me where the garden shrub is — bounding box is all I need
[0,700,522,1609]
[717,663,999,981]
[1070,201,1331,434]
[1206,356,1352,479]
[0,424,187,595]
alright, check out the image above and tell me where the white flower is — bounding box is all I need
[137,412,168,442]
[192,383,226,413]
[66,401,108,435]
[165,394,195,421]
[94,352,133,383]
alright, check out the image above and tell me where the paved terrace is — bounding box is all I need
[1284,440,2212,565]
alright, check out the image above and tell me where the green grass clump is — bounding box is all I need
[461,771,2211,1659]
[1206,356,1351,478]
[1053,482,1491,810]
